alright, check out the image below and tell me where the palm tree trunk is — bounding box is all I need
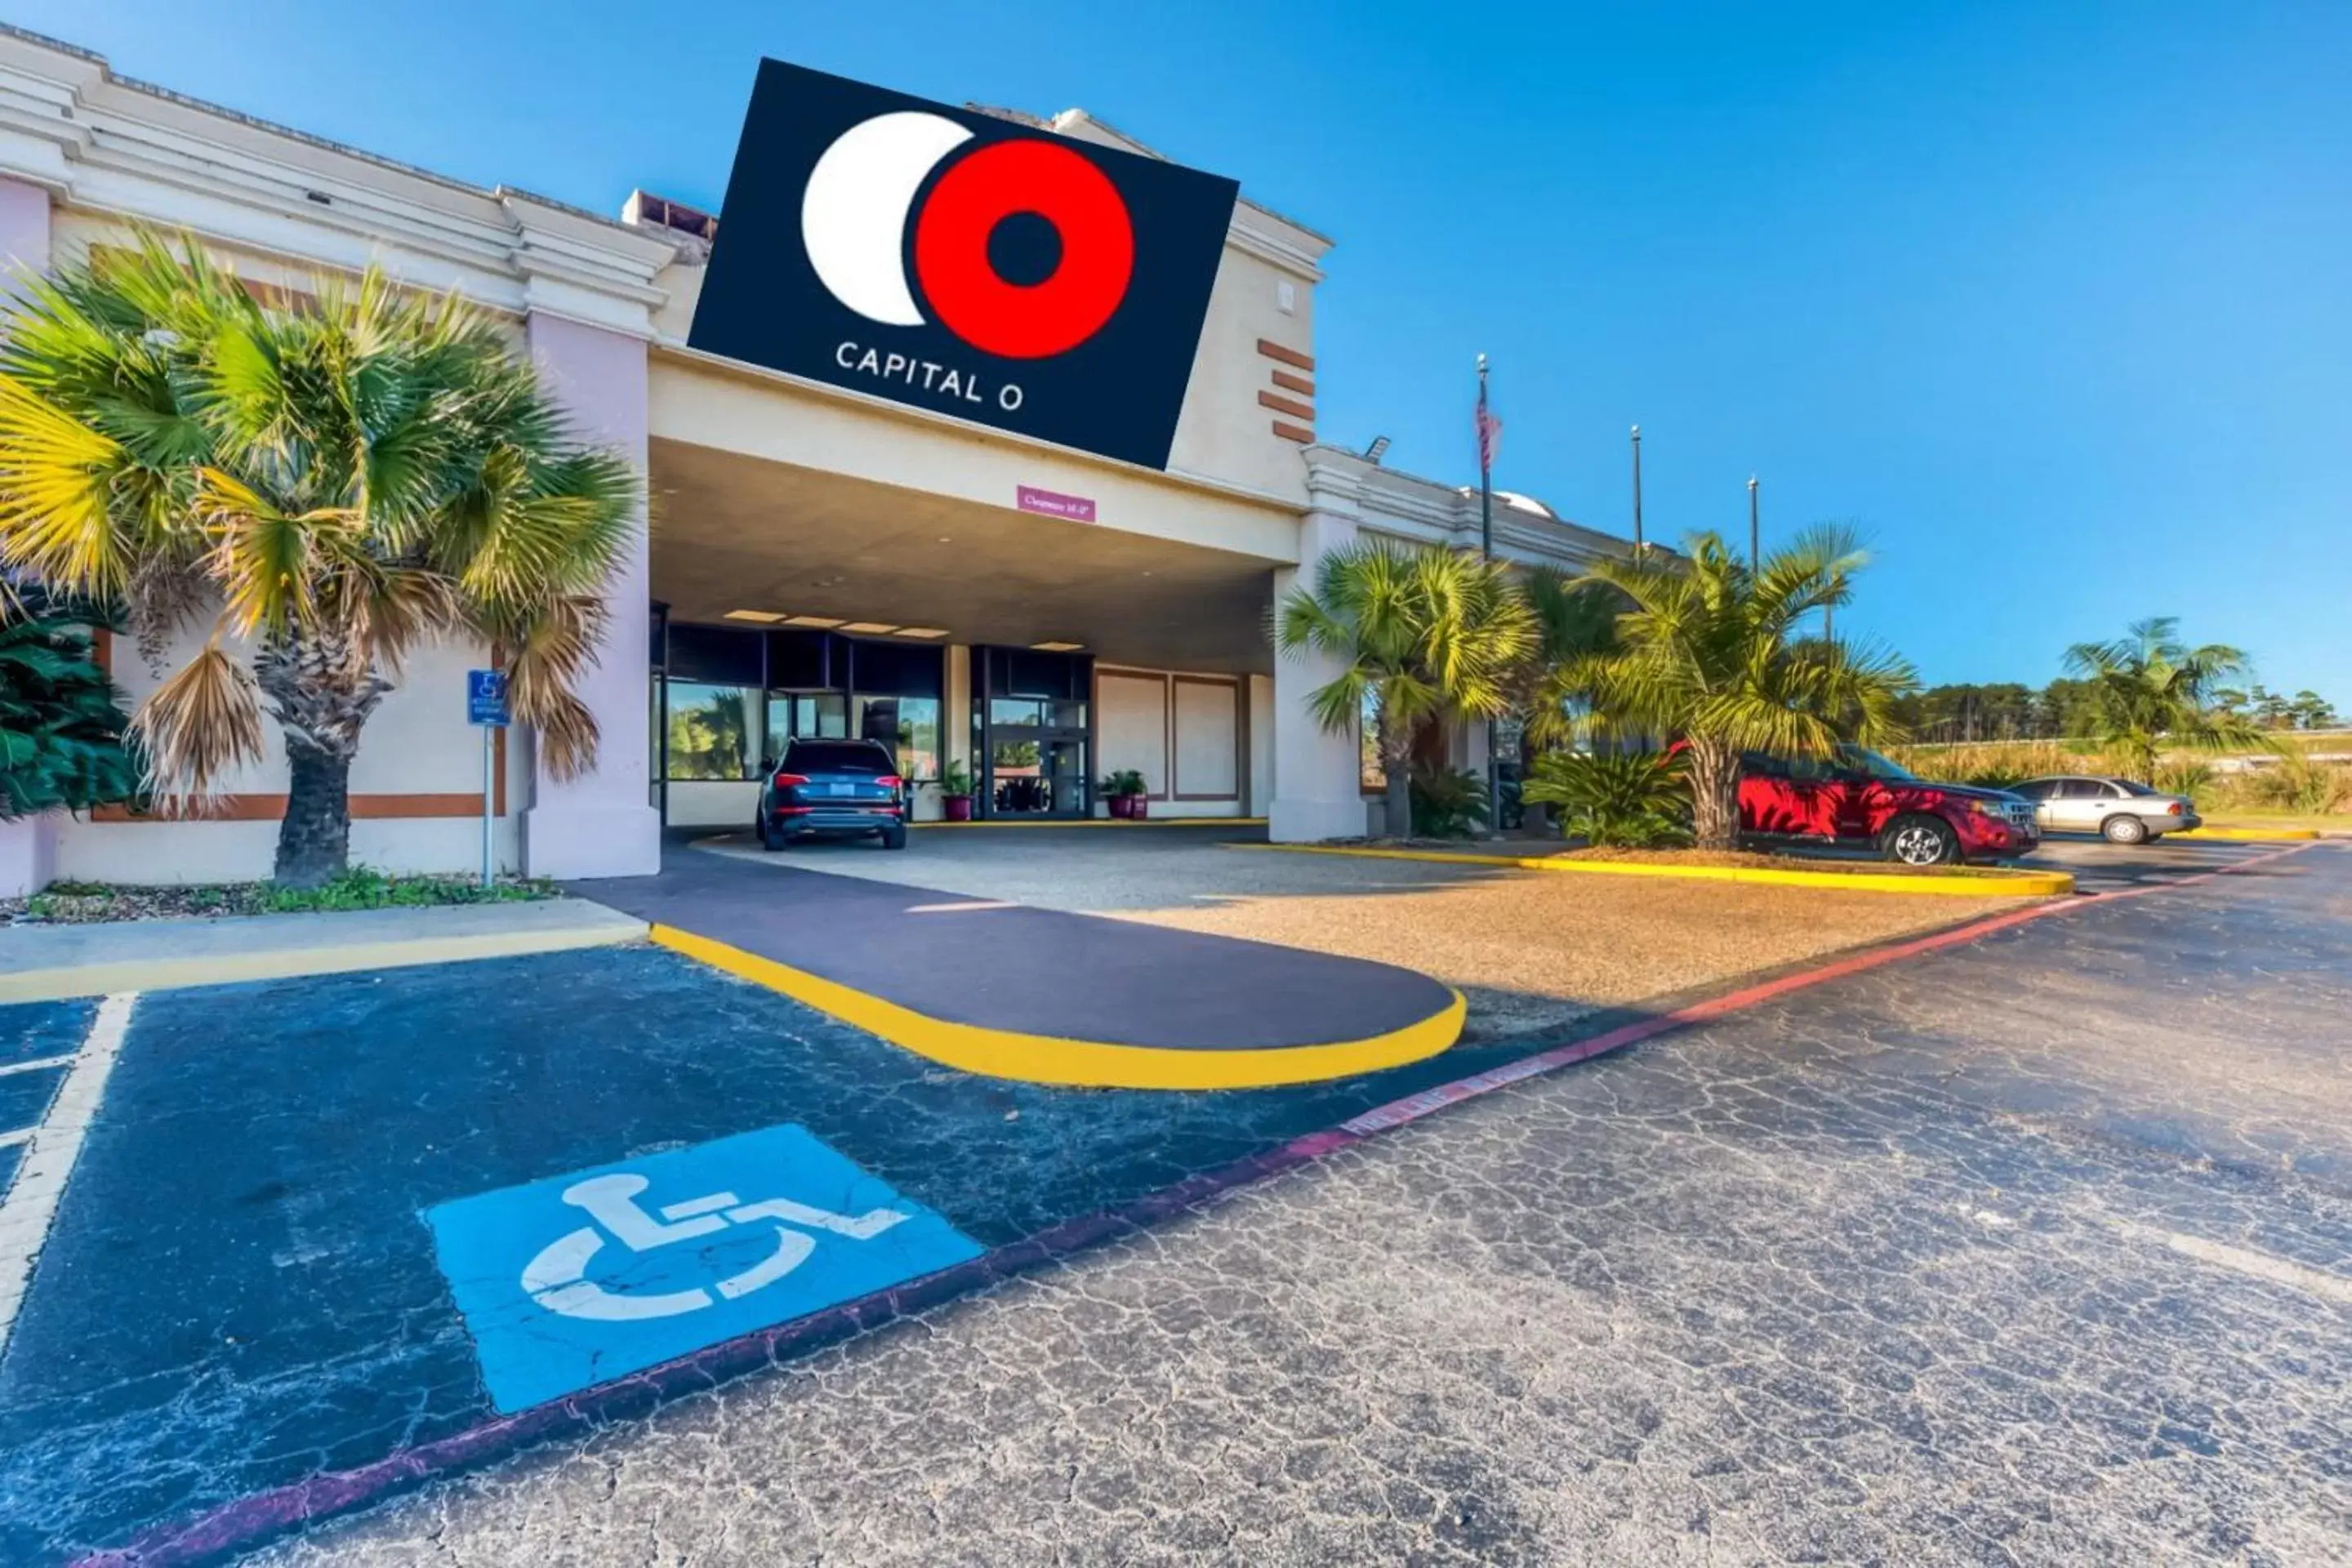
[1384,766,1413,840]
[257,633,392,889]
[276,742,352,888]
[1687,738,1742,850]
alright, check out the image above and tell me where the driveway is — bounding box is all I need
[691,826,2051,1042]
[265,842,2352,1566]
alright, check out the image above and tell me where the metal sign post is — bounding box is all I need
[466,670,510,889]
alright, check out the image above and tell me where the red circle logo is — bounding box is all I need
[912,140,1135,360]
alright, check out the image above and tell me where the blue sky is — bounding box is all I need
[26,1,2350,693]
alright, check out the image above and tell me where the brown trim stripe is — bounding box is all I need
[1258,390,1315,421]
[1270,369,1316,396]
[1255,338,1314,371]
[1271,420,1315,444]
[92,791,502,824]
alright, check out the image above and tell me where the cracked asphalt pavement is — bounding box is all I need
[262,845,2352,1566]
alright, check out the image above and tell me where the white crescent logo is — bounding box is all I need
[800,111,973,327]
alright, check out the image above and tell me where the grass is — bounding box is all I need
[11,866,559,924]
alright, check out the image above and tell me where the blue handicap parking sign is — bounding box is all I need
[424,1125,982,1413]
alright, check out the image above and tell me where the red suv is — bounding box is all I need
[1738,746,2040,865]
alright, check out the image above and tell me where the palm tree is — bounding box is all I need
[2062,617,2261,779]
[1553,526,1915,849]
[1277,541,1537,838]
[0,230,637,885]
[1517,565,1626,747]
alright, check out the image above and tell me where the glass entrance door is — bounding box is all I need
[988,730,1088,816]
[974,646,1094,820]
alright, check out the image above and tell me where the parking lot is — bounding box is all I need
[265,840,2351,1566]
[0,831,2335,1563]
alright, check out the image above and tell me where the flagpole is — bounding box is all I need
[1477,354,1499,837]
[1747,474,1759,568]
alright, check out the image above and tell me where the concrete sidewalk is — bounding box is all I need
[0,899,647,1003]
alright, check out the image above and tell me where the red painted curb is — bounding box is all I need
[76,840,2327,1566]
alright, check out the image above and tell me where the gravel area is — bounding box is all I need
[694,831,2030,1042]
[1118,874,2029,1041]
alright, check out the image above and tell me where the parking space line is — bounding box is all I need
[2117,1222,2352,1307]
[0,991,137,1355]
[0,1052,74,1078]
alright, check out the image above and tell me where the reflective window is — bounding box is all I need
[666,682,759,780]
[858,695,940,782]
[990,696,1087,728]
[768,691,846,747]
[1360,688,1385,792]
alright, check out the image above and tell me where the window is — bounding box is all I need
[781,739,895,775]
[989,696,1086,728]
[1361,687,1385,792]
[2010,779,2058,800]
[2054,778,2104,800]
[857,694,940,781]
[768,691,846,748]
[666,682,759,780]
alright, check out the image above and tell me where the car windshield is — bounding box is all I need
[782,742,893,776]
[1835,745,1917,782]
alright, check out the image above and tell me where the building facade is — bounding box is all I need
[0,28,1638,893]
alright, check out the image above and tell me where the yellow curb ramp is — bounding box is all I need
[915,816,1267,830]
[650,921,1465,1090]
[1228,842,2075,898]
[2174,826,2325,842]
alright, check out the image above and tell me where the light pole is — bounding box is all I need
[1747,474,1759,568]
[1477,354,1500,836]
[1629,424,1644,555]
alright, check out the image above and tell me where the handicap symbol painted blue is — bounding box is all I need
[425,1124,982,1412]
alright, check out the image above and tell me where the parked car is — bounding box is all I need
[1737,745,2040,865]
[2008,776,2200,844]
[756,738,907,851]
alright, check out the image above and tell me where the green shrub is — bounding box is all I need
[2220,746,2352,815]
[2151,760,2215,804]
[1408,766,1490,839]
[1521,749,1692,848]
[0,590,140,819]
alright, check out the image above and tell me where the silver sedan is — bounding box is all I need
[2009,776,2203,843]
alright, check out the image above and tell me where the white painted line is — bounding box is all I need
[2121,1221,2352,1307]
[0,1129,29,1151]
[0,992,136,1353]
[0,1053,73,1078]
[902,900,1020,914]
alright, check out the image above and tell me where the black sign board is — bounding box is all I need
[690,60,1241,472]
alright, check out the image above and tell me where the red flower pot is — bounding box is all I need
[943,795,973,822]
[1106,795,1132,819]
[1126,794,1148,820]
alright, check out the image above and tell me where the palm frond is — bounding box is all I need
[131,638,265,807]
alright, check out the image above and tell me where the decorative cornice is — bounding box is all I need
[1303,443,1642,572]
[0,26,675,337]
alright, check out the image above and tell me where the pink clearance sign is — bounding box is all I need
[1016,484,1097,523]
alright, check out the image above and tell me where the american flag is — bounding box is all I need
[1475,382,1502,474]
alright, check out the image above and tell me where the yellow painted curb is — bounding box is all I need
[648,921,1464,1089]
[915,816,1267,830]
[2174,826,2324,842]
[1228,842,2074,898]
[0,924,644,1005]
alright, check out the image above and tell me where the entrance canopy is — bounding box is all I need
[651,438,1281,675]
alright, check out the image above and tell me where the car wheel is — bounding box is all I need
[880,824,907,851]
[1882,813,1959,866]
[2102,813,2149,844]
[761,818,789,852]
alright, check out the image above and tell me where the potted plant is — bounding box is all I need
[1099,768,1149,818]
[938,759,977,822]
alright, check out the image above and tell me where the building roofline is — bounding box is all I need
[0,24,637,237]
